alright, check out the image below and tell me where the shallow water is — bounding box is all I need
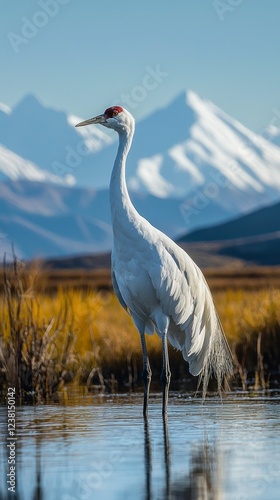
[1,391,280,499]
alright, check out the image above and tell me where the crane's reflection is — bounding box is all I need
[144,417,152,500]
[162,415,171,500]
[143,416,221,500]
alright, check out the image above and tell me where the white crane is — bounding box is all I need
[75,106,233,416]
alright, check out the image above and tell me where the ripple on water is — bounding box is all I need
[0,392,280,500]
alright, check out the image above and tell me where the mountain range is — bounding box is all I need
[178,200,280,267]
[0,91,280,261]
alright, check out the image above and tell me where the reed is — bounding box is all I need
[0,258,78,401]
[215,288,280,390]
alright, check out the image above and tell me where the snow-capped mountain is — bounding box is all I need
[1,91,280,260]
[0,94,112,186]
[75,91,280,202]
[88,91,280,214]
[0,144,75,185]
[1,91,280,201]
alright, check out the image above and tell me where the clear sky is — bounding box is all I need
[1,0,280,131]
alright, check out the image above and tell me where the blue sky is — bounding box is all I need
[1,0,280,131]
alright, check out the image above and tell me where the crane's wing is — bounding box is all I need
[112,264,155,335]
[144,233,233,391]
[112,269,128,312]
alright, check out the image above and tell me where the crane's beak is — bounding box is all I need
[75,114,106,127]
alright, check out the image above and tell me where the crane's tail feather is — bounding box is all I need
[198,314,234,398]
[168,311,234,397]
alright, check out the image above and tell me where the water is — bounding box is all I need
[1,391,280,499]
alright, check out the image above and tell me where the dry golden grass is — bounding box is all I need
[215,288,280,386]
[0,260,279,399]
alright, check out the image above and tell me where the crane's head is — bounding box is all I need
[75,106,134,134]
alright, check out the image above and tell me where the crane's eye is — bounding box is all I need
[112,110,118,117]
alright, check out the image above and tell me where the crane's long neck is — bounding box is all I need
[109,126,138,232]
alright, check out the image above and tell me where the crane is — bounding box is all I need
[75,106,233,416]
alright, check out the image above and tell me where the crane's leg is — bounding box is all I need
[140,331,152,417]
[161,330,171,416]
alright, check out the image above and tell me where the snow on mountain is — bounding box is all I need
[0,102,11,114]
[0,144,75,185]
[67,113,113,153]
[264,125,280,148]
[129,91,280,211]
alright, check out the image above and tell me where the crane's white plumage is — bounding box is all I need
[76,106,233,415]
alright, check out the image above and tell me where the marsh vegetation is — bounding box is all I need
[0,259,279,401]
